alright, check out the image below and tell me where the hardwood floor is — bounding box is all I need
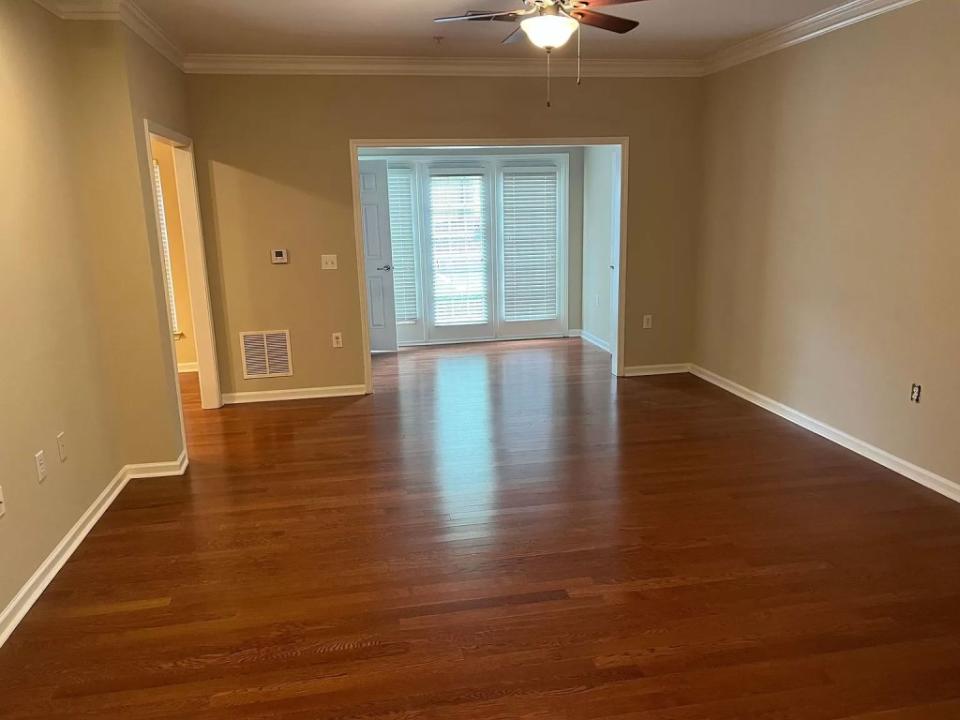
[2,339,960,719]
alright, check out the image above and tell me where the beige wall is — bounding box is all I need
[0,1,119,615]
[152,140,198,367]
[581,146,619,347]
[0,5,188,619]
[695,0,960,482]
[187,74,702,393]
[120,25,191,459]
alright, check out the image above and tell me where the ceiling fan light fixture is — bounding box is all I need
[520,13,579,50]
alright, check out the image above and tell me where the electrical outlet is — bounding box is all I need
[332,332,344,348]
[35,450,48,483]
[321,254,338,270]
[57,432,67,462]
[910,383,922,404]
[643,314,654,330]
[0,485,6,519]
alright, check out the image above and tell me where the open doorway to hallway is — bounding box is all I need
[150,138,198,375]
[145,124,222,423]
[351,140,626,391]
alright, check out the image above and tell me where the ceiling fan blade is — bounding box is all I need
[434,10,523,24]
[569,0,651,7]
[502,27,524,44]
[571,9,639,33]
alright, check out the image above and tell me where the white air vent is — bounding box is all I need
[240,330,293,379]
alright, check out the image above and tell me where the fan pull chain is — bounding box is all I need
[577,23,582,86]
[546,49,552,108]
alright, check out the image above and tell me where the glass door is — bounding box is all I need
[422,166,496,343]
[496,164,565,338]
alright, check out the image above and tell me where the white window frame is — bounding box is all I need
[388,164,428,346]
[495,157,569,339]
[420,161,498,344]
[379,151,570,346]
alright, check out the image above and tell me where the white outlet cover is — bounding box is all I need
[35,450,48,483]
[332,332,343,348]
[321,254,338,270]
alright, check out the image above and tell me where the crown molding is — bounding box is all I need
[31,0,183,68]
[31,0,64,17]
[705,0,926,73]
[118,0,183,67]
[35,0,926,79]
[182,54,706,78]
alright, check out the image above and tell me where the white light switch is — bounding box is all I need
[643,314,654,330]
[35,450,48,483]
[271,248,289,264]
[331,332,343,348]
[57,432,67,462]
[321,254,338,270]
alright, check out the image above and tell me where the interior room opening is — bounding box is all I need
[355,142,624,385]
[146,127,222,419]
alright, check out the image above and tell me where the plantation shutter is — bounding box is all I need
[428,174,489,326]
[387,169,420,325]
[151,160,180,334]
[501,169,560,322]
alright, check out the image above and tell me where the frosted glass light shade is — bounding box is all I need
[521,14,579,49]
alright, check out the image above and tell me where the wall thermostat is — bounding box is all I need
[271,249,289,264]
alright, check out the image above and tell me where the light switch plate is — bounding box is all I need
[35,450,48,483]
[57,432,67,462]
[643,314,654,329]
[271,249,289,264]
[0,485,6,519]
[321,254,338,270]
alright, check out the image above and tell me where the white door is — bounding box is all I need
[360,160,398,352]
[423,167,496,343]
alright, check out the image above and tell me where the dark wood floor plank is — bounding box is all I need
[1,339,959,719]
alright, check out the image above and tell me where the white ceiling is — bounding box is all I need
[135,0,849,60]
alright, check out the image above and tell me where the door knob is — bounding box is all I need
[377,265,393,271]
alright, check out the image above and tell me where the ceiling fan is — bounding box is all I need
[434,1,649,105]
[435,1,646,50]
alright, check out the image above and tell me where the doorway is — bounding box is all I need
[144,122,221,414]
[351,139,627,391]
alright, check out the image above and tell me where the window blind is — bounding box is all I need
[501,170,560,323]
[151,160,180,335]
[387,169,420,325]
[429,174,489,326]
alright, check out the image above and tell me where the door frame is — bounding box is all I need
[144,120,222,418]
[350,137,630,392]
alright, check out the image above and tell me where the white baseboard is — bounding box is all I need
[127,448,189,478]
[0,449,189,648]
[623,363,692,377]
[177,361,199,373]
[689,365,960,504]
[222,384,367,405]
[578,330,611,353]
